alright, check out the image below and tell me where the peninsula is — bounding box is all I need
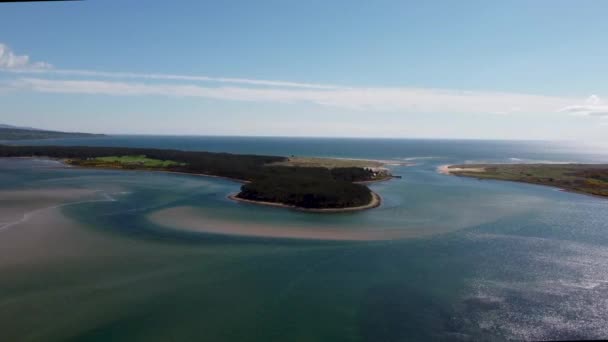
[0,145,394,211]
[440,163,608,198]
[0,126,105,141]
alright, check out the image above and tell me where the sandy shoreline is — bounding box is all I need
[437,164,486,175]
[272,156,412,168]
[437,163,608,200]
[330,157,413,167]
[228,190,382,213]
[354,175,397,184]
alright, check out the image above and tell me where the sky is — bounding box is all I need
[0,0,607,141]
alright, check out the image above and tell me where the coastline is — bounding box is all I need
[354,175,397,184]
[1,157,253,184]
[54,157,252,184]
[59,157,389,211]
[228,190,382,213]
[438,163,608,200]
[6,157,386,212]
[77,162,386,212]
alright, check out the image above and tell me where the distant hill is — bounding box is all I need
[0,124,39,130]
[0,125,105,141]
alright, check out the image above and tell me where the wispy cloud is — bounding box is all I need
[0,42,600,116]
[8,68,340,90]
[559,95,608,117]
[0,43,52,70]
[10,77,578,114]
[0,43,335,90]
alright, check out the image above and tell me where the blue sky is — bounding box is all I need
[0,0,607,141]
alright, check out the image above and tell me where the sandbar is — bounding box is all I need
[437,164,486,175]
[145,206,461,241]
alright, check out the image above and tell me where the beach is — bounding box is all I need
[437,164,486,175]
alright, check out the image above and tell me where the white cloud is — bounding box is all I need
[0,43,52,70]
[5,68,343,90]
[559,95,608,117]
[7,68,339,89]
[54,70,339,89]
[1,48,335,89]
[2,42,602,116]
[10,77,578,114]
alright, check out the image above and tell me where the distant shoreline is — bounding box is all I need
[438,163,608,200]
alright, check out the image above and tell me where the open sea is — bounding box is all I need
[2,136,608,341]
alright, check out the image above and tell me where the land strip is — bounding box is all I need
[1,145,394,211]
[440,163,608,198]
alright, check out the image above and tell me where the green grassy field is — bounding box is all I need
[448,164,608,197]
[80,155,186,169]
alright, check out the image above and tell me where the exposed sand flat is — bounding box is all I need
[0,188,101,225]
[147,206,452,241]
[0,192,207,269]
[0,207,98,267]
[437,165,486,175]
[0,188,97,200]
[0,199,221,341]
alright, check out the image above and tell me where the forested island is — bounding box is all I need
[0,145,392,211]
[442,163,608,198]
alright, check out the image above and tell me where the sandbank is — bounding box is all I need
[146,206,438,241]
[437,164,486,175]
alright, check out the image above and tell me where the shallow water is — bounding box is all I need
[1,137,608,341]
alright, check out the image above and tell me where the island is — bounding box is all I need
[440,163,608,198]
[0,145,396,211]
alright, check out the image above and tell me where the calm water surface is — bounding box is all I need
[1,137,608,341]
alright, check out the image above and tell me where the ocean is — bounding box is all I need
[1,136,608,341]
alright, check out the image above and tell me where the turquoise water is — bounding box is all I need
[1,137,608,341]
